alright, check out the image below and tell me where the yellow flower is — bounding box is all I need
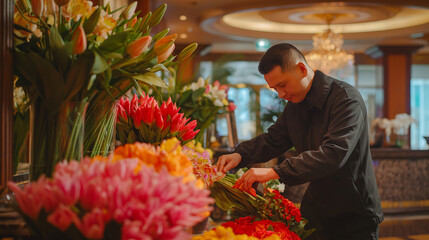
[13,12,42,38]
[192,226,258,240]
[92,9,116,39]
[62,0,93,21]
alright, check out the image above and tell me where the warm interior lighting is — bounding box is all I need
[179,15,187,21]
[305,14,354,74]
[179,33,188,39]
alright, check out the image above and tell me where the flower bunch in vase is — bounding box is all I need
[13,0,198,178]
[8,143,213,239]
[116,94,199,145]
[182,141,224,188]
[176,77,236,142]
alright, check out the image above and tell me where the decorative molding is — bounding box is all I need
[0,0,14,191]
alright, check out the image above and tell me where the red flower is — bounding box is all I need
[117,94,199,144]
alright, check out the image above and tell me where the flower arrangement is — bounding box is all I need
[176,77,236,141]
[182,141,224,188]
[235,168,286,193]
[210,174,314,239]
[116,93,200,145]
[221,217,299,240]
[7,156,213,240]
[13,0,198,178]
[192,226,259,240]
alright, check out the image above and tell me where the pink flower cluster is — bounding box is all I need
[117,94,200,144]
[182,145,224,188]
[8,158,213,239]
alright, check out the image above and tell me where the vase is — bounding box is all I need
[84,97,117,158]
[29,99,88,179]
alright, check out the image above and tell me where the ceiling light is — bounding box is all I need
[180,33,188,39]
[255,39,271,52]
[179,15,187,21]
[305,14,354,75]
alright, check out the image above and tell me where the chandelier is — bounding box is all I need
[305,15,354,75]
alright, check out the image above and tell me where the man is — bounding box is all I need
[216,43,384,240]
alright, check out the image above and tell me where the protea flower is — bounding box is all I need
[116,93,200,145]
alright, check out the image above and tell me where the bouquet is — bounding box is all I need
[13,0,198,177]
[176,77,236,142]
[210,175,315,239]
[182,141,224,188]
[116,94,199,145]
[192,226,259,240]
[8,142,213,239]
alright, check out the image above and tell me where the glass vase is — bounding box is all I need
[84,97,117,158]
[29,99,88,179]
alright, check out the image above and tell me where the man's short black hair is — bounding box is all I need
[258,43,308,75]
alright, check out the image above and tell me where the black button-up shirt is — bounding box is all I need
[234,70,384,238]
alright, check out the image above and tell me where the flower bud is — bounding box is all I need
[72,25,87,55]
[126,36,152,58]
[122,1,138,20]
[54,0,70,6]
[45,0,58,16]
[31,0,44,17]
[154,34,176,63]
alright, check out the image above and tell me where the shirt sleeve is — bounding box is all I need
[234,104,293,168]
[273,94,365,186]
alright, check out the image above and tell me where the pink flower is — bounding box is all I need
[228,102,237,111]
[53,170,80,206]
[77,208,106,239]
[47,204,80,231]
[7,178,46,220]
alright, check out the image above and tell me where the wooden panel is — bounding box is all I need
[0,0,14,190]
[386,54,408,119]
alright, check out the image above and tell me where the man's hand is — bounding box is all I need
[216,153,242,173]
[236,168,280,193]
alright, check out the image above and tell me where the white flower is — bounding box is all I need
[277,183,286,193]
[213,99,223,107]
[236,169,244,178]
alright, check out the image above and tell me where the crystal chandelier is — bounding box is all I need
[305,15,354,75]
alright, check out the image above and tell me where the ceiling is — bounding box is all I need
[153,0,429,54]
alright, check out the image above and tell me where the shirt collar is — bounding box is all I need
[304,70,333,110]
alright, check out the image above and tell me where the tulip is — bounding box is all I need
[54,0,70,6]
[154,34,177,63]
[72,25,87,55]
[47,205,80,231]
[31,0,45,17]
[77,208,105,239]
[121,1,137,20]
[127,36,152,58]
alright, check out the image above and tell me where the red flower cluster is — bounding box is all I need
[270,189,301,222]
[117,94,199,144]
[221,217,301,240]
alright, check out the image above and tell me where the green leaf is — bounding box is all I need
[177,90,192,106]
[191,88,205,102]
[64,51,95,101]
[49,26,73,74]
[83,7,101,34]
[92,50,109,74]
[99,31,130,53]
[134,72,167,88]
[149,63,169,73]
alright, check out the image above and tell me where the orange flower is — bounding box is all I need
[31,0,44,16]
[72,25,87,54]
[13,12,41,38]
[61,0,93,21]
[154,34,176,63]
[92,9,116,39]
[126,36,152,58]
[113,138,202,187]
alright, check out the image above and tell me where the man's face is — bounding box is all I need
[264,65,308,103]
